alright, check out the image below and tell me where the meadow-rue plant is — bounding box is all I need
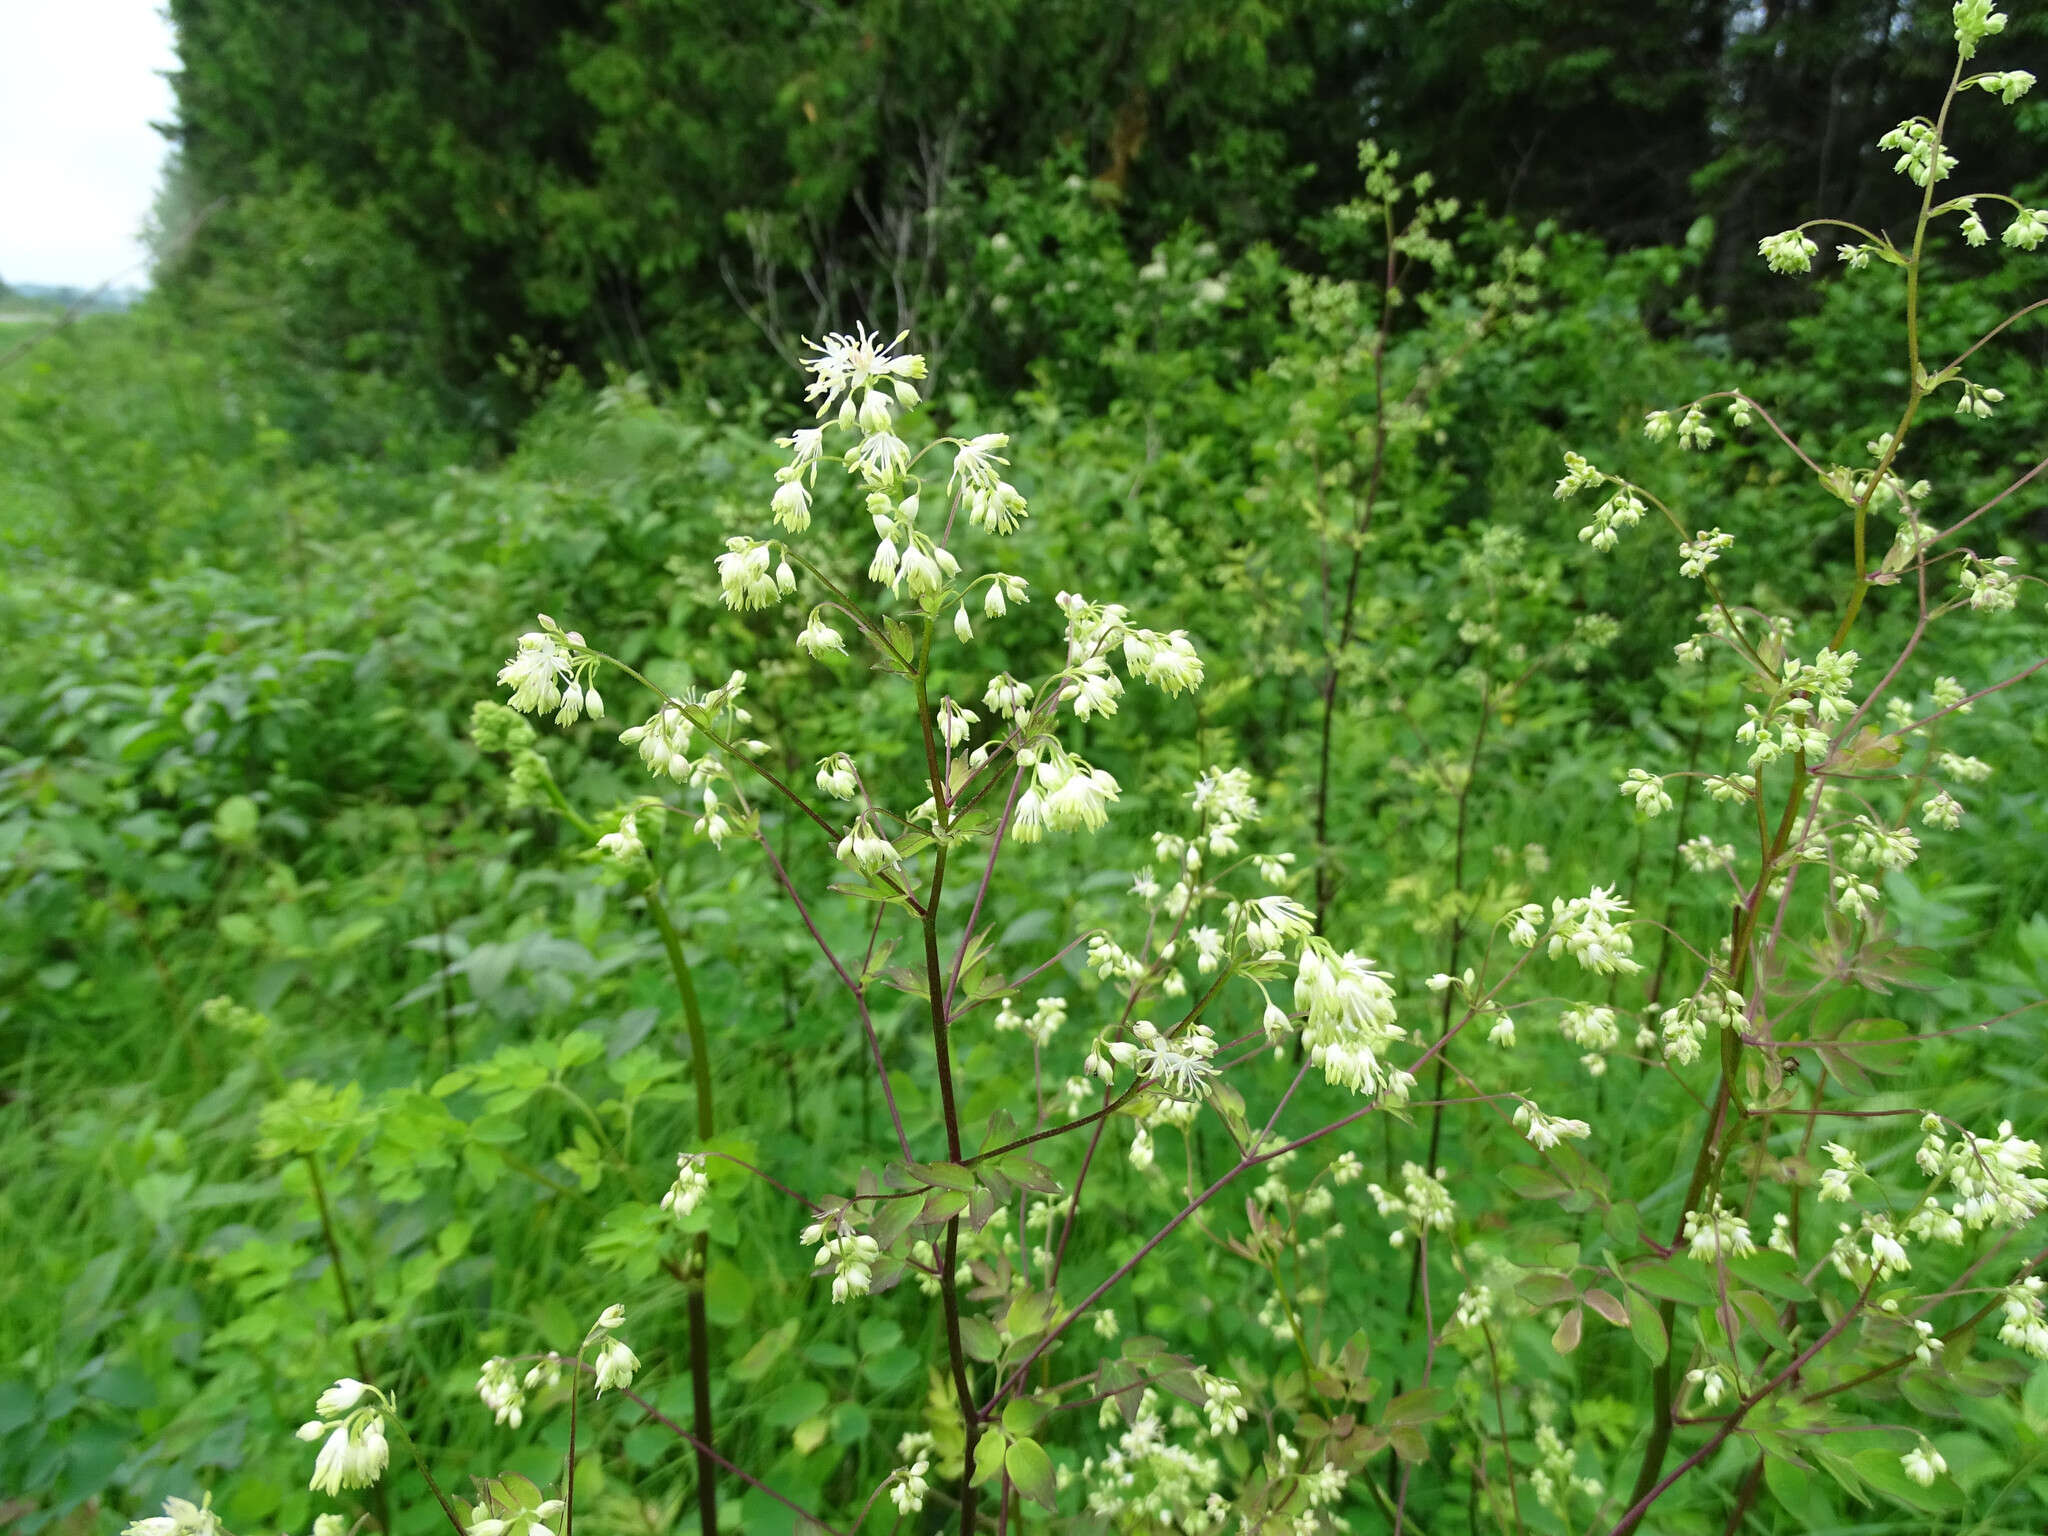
[201,14,2047,1536]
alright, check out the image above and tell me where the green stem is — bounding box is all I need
[647,882,720,1536]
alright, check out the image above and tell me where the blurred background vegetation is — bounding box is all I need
[3,2,2046,1533]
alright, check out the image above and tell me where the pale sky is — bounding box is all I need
[0,0,179,288]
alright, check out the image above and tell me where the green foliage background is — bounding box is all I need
[4,4,2048,1534]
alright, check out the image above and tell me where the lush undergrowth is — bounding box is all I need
[5,117,2048,1536]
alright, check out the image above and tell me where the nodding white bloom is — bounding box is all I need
[805,1226,881,1303]
[937,697,979,750]
[1769,1212,1796,1256]
[1132,1021,1220,1101]
[1559,1006,1620,1053]
[1202,1375,1249,1437]
[797,611,846,659]
[2007,207,2048,250]
[995,994,1067,1046]
[662,1153,710,1219]
[949,433,1010,497]
[1064,655,1124,720]
[1553,451,1603,499]
[1955,380,2006,418]
[836,814,899,873]
[952,605,972,642]
[1023,746,1120,837]
[1514,1100,1592,1151]
[1619,769,1672,816]
[1878,119,1957,186]
[122,1496,222,1536]
[1579,487,1646,551]
[315,1379,371,1417]
[1262,999,1292,1042]
[866,532,900,587]
[1677,406,1714,451]
[1864,1216,1912,1277]
[983,672,1033,720]
[716,537,783,610]
[693,787,732,848]
[1679,835,1734,873]
[1935,1120,2048,1230]
[1919,789,1963,830]
[1548,886,1641,976]
[1678,527,1733,577]
[1902,1439,1948,1488]
[1367,1162,1456,1243]
[1976,67,2035,103]
[1705,772,1757,803]
[1127,1123,1156,1170]
[890,1456,931,1515]
[1506,902,1545,948]
[1832,873,1881,920]
[1488,1014,1517,1047]
[848,430,911,489]
[1999,1277,2048,1358]
[1122,628,1206,696]
[1240,895,1315,954]
[1957,555,2019,612]
[896,536,947,596]
[476,1357,526,1428]
[1179,926,1222,975]
[1294,939,1406,1096]
[770,475,811,532]
[1815,1143,1860,1203]
[308,1413,389,1496]
[498,631,575,717]
[982,573,1027,618]
[1757,229,1819,274]
[1190,764,1259,824]
[1939,751,1995,784]
[1685,1367,1729,1409]
[597,813,644,862]
[1683,1197,1756,1262]
[620,705,695,781]
[962,479,1028,537]
[593,1336,639,1394]
[816,753,859,800]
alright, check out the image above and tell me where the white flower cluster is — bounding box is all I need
[296,1378,391,1496]
[1053,590,1206,718]
[586,1303,639,1394]
[1758,229,1819,274]
[1682,1196,1756,1262]
[1293,939,1410,1098]
[1957,553,2020,612]
[1079,1391,1228,1535]
[1530,1415,1604,1516]
[1546,886,1641,976]
[995,993,1068,1046]
[476,1356,528,1427]
[1365,1161,1456,1246]
[1998,1277,2048,1358]
[802,1213,881,1303]
[1677,527,1734,579]
[1658,984,1745,1066]
[661,1152,710,1219]
[122,1496,222,1536]
[1878,118,1957,187]
[496,618,604,726]
[1922,1118,2048,1230]
[1514,1099,1593,1150]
